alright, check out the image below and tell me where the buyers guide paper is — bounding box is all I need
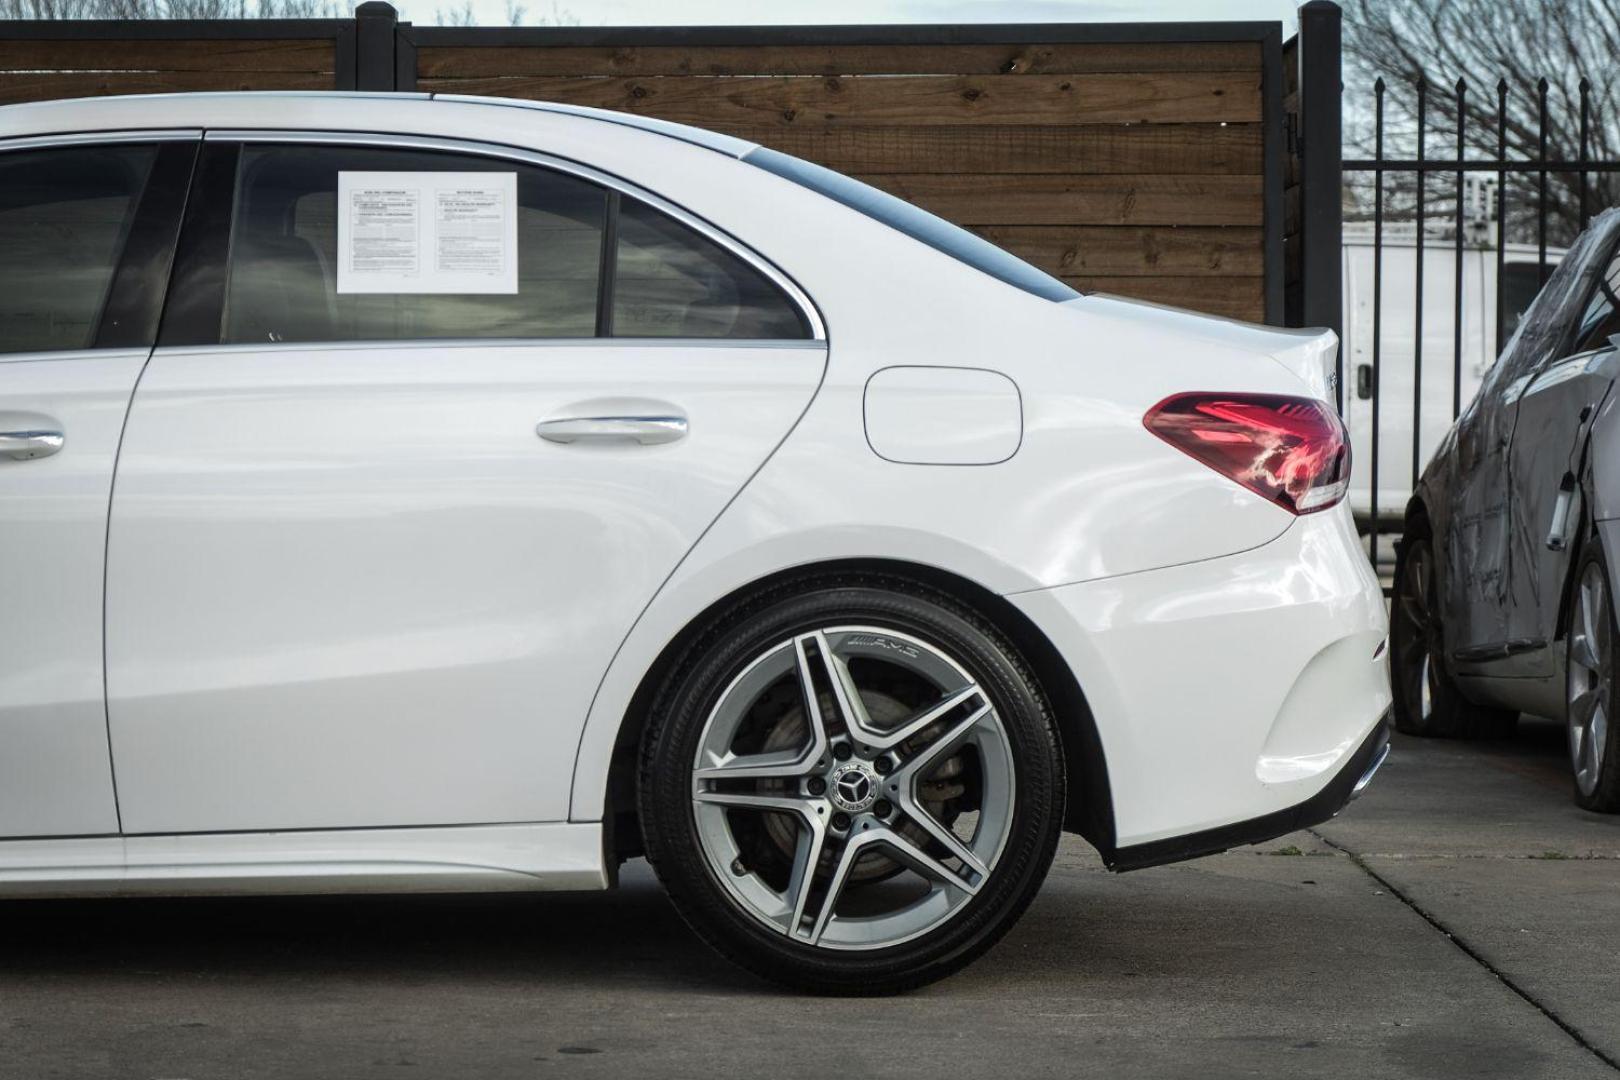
[337,172,518,294]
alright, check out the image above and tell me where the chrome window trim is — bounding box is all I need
[204,128,827,343]
[154,338,828,357]
[427,94,758,160]
[0,347,152,366]
[0,130,202,153]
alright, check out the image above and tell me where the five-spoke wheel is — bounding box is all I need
[639,579,1063,993]
[690,626,1013,949]
[1567,550,1620,812]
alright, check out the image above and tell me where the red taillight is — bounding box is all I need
[1143,392,1350,515]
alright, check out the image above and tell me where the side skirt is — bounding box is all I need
[0,822,608,898]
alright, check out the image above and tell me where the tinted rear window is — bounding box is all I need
[216,143,811,345]
[0,144,154,354]
[743,147,1079,303]
[224,144,606,344]
[612,196,810,339]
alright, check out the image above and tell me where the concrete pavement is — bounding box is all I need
[1,720,1616,1079]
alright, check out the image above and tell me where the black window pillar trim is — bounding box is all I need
[156,141,241,350]
[92,140,200,351]
[595,189,620,338]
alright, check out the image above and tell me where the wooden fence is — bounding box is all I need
[0,2,1344,329]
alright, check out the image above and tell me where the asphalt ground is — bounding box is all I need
[2,718,1617,1080]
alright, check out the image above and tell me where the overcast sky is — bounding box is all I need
[403,0,1301,31]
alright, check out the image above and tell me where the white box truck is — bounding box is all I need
[1341,225,1559,533]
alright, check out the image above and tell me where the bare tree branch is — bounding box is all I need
[1345,0,1620,245]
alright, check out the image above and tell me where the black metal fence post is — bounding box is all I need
[1495,80,1508,356]
[1370,79,1385,564]
[354,1,399,91]
[1297,1,1344,402]
[1412,77,1426,489]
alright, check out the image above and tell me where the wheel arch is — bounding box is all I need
[601,558,1117,865]
[1402,491,1433,540]
[1400,492,1437,636]
[1553,487,1600,645]
[1554,423,1618,643]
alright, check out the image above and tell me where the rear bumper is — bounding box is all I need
[1007,504,1392,862]
[1109,712,1390,871]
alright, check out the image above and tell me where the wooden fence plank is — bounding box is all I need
[0,39,333,73]
[971,225,1263,275]
[417,41,1262,78]
[0,71,328,104]
[731,123,1261,175]
[418,72,1262,125]
[1063,274,1265,319]
[861,173,1262,226]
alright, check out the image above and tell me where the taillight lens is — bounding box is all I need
[1143,392,1350,515]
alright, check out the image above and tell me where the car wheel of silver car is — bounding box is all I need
[638,576,1065,994]
[1390,526,1517,739]
[1566,549,1620,813]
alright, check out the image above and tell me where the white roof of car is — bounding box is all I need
[0,90,759,159]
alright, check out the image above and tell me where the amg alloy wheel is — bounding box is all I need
[639,580,1063,993]
[689,625,1013,949]
[1566,552,1620,812]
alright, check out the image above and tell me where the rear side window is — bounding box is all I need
[0,145,155,354]
[214,143,813,346]
[612,196,809,338]
[224,145,607,345]
[744,146,1079,303]
[1490,215,1620,393]
[1570,247,1620,355]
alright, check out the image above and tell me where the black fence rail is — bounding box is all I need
[1343,70,1620,566]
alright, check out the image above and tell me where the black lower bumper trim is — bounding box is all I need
[1106,712,1392,872]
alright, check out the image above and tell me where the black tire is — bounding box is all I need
[1390,525,1518,739]
[1565,547,1620,813]
[638,575,1064,995]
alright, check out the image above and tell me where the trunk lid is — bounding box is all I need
[1068,295,1340,401]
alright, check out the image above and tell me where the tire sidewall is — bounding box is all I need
[1389,532,1431,732]
[1568,546,1620,811]
[1391,531,1458,733]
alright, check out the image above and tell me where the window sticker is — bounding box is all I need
[337,172,517,294]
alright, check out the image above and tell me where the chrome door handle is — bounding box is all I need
[536,415,687,446]
[1547,480,1577,551]
[0,429,64,461]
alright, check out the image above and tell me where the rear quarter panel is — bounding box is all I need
[565,182,1326,821]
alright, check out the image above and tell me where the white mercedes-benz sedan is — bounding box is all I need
[0,92,1390,993]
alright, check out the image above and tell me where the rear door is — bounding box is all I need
[1443,218,1620,656]
[1504,241,1620,667]
[104,134,825,835]
[0,134,194,837]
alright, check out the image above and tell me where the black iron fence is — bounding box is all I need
[1343,71,1620,566]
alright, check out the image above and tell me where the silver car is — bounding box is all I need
[1394,208,1620,812]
